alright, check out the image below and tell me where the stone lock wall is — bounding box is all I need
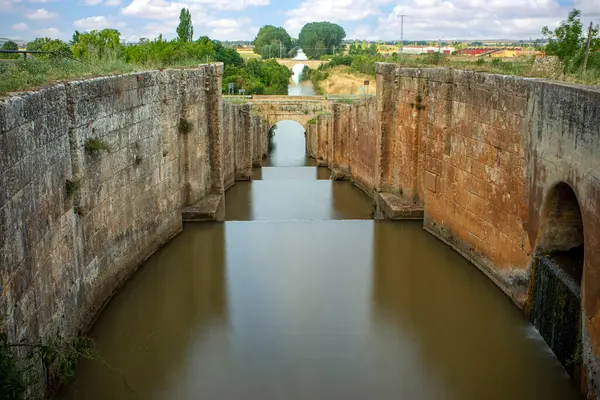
[222,101,269,180]
[2,62,600,399]
[321,63,600,398]
[0,64,223,349]
[305,113,331,167]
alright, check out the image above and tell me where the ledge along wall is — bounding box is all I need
[0,64,224,358]
[310,63,600,398]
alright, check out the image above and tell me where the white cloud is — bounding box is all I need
[83,0,103,4]
[105,0,121,5]
[26,8,58,19]
[283,0,391,36]
[370,0,583,40]
[204,17,257,40]
[12,22,29,30]
[29,0,51,3]
[34,27,62,37]
[73,15,125,30]
[121,0,269,19]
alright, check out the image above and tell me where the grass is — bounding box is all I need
[236,50,261,60]
[1,54,597,98]
[224,97,250,105]
[0,57,204,97]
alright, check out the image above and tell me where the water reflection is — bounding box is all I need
[371,221,578,400]
[263,120,315,167]
[288,49,316,96]
[64,221,580,400]
[63,223,227,400]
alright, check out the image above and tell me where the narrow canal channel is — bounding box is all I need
[63,69,582,400]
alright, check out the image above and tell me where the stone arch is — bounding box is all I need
[528,181,585,378]
[537,181,585,267]
[268,118,308,132]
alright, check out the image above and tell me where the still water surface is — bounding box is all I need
[288,49,316,96]
[64,120,581,399]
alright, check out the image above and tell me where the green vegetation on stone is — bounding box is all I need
[179,118,193,135]
[85,138,111,154]
[0,331,97,399]
[65,179,80,197]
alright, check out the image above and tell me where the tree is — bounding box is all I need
[26,37,72,59]
[253,25,292,58]
[212,40,244,67]
[71,30,80,45]
[71,29,121,59]
[0,40,18,59]
[298,22,346,59]
[177,8,194,42]
[542,8,600,73]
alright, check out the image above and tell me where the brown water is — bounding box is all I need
[64,121,581,400]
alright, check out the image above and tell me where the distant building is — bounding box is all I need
[456,47,525,57]
[400,46,455,55]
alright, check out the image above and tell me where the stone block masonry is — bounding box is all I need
[315,63,600,399]
[2,63,600,400]
[0,64,224,360]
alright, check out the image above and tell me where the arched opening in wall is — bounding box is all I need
[528,182,584,379]
[264,120,316,168]
[538,182,584,285]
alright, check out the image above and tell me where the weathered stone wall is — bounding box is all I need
[377,67,428,202]
[1,86,73,342]
[399,67,531,305]
[306,119,318,159]
[305,114,331,167]
[251,113,267,167]
[223,102,253,180]
[346,98,377,194]
[0,65,223,353]
[524,81,600,396]
[323,64,600,398]
[222,101,236,190]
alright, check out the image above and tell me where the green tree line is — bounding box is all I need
[1,8,291,95]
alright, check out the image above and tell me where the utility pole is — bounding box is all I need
[399,14,406,56]
[583,21,593,75]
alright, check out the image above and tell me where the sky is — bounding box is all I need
[1,0,599,43]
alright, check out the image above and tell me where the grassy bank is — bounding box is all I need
[0,58,179,96]
[306,53,599,96]
[308,66,375,95]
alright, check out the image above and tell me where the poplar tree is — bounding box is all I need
[177,8,194,42]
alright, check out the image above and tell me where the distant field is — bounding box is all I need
[318,66,376,95]
[237,49,261,60]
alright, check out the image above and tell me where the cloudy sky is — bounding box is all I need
[1,0,599,42]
